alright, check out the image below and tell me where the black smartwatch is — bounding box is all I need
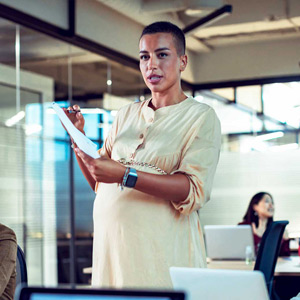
[124,168,138,188]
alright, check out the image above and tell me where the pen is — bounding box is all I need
[67,110,81,114]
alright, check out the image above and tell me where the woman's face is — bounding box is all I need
[253,194,274,219]
[139,32,187,94]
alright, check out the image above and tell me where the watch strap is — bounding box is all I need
[121,167,138,190]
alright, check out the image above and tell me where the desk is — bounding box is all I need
[274,257,300,276]
[83,257,300,300]
[83,257,300,276]
[207,256,300,276]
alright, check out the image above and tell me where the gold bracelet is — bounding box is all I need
[118,158,167,175]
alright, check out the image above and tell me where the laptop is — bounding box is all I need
[204,225,255,260]
[170,267,270,300]
[15,286,185,300]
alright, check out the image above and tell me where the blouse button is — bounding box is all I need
[148,118,153,123]
[139,134,144,139]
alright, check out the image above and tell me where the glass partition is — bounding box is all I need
[0,15,146,285]
[263,82,300,129]
[236,85,262,113]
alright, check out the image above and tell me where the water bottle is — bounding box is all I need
[245,245,253,265]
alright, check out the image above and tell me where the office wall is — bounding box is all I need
[200,150,300,235]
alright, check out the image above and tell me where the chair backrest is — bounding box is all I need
[254,220,288,295]
[16,245,28,286]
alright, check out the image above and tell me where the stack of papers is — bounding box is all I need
[52,102,100,159]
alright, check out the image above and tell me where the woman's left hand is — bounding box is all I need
[74,148,126,184]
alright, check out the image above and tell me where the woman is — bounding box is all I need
[239,192,290,256]
[62,22,221,288]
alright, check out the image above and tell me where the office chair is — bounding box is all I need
[16,245,28,286]
[254,220,289,300]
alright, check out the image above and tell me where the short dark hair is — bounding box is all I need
[140,21,186,56]
[242,192,274,228]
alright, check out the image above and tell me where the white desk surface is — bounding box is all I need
[83,256,300,276]
[207,256,300,276]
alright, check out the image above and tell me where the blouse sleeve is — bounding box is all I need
[170,108,221,215]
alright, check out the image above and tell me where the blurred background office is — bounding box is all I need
[0,0,299,287]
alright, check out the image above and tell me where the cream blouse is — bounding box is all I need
[92,96,221,288]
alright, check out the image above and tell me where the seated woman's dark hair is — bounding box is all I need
[140,21,186,56]
[243,192,274,228]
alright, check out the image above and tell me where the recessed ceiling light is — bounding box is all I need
[185,9,204,16]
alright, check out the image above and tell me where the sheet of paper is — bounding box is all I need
[52,102,100,159]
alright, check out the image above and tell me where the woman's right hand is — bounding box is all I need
[252,220,268,238]
[62,104,85,134]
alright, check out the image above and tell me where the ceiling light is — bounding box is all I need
[107,79,112,86]
[185,9,204,16]
[5,111,25,127]
[255,131,284,141]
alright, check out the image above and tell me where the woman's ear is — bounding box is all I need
[179,55,187,72]
[253,205,258,214]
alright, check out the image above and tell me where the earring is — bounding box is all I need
[254,211,258,216]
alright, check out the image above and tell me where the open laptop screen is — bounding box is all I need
[31,295,172,300]
[204,225,255,260]
[170,267,269,300]
[16,287,184,300]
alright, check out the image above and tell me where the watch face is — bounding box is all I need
[126,175,137,187]
[126,169,138,188]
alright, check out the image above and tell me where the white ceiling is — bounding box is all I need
[96,0,300,53]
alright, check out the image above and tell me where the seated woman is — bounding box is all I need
[239,192,290,256]
[0,223,17,300]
